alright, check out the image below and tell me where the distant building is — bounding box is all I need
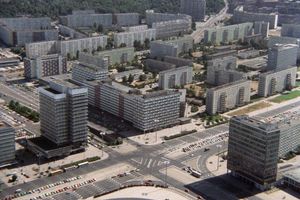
[233,6,278,29]
[25,36,108,59]
[150,36,194,58]
[204,23,253,45]
[281,24,300,38]
[258,67,297,97]
[206,79,251,115]
[180,0,206,21]
[228,116,280,190]
[158,66,193,89]
[58,36,108,57]
[267,36,300,60]
[152,19,191,39]
[58,25,86,39]
[72,53,108,82]
[145,11,192,26]
[267,44,298,71]
[113,28,156,47]
[123,25,148,32]
[206,56,243,86]
[60,13,113,28]
[0,121,15,167]
[0,17,58,46]
[24,54,67,79]
[95,47,135,66]
[254,21,269,38]
[114,13,140,26]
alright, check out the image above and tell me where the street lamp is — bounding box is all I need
[163,160,170,187]
[216,144,222,171]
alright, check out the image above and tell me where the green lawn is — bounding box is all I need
[270,90,300,103]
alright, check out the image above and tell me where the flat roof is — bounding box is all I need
[284,168,300,183]
[28,136,62,150]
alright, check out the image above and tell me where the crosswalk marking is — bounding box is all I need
[147,159,152,168]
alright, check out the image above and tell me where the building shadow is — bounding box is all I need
[185,173,262,200]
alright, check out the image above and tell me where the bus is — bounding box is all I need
[49,169,63,177]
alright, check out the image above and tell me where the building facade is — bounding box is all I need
[81,81,181,132]
[227,116,280,190]
[150,36,194,58]
[60,13,113,28]
[114,13,140,26]
[0,17,58,46]
[25,36,108,58]
[113,28,156,47]
[258,67,297,97]
[233,6,278,29]
[204,23,253,45]
[38,80,88,147]
[158,66,193,89]
[0,121,15,167]
[268,36,300,60]
[95,47,135,66]
[24,54,67,79]
[72,53,108,82]
[281,24,300,38]
[152,19,191,39]
[267,44,298,71]
[180,0,206,21]
[145,11,192,26]
[206,79,251,115]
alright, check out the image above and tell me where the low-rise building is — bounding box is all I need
[24,54,67,79]
[0,121,15,167]
[206,79,251,115]
[158,66,193,89]
[283,168,300,192]
[258,67,297,97]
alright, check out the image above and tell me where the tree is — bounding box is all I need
[120,43,127,48]
[139,74,147,82]
[122,76,128,83]
[191,105,199,113]
[128,74,134,83]
[97,24,103,33]
[144,38,150,49]
[97,46,103,51]
[192,21,196,31]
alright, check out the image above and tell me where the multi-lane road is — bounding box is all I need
[2,95,299,199]
[192,0,230,43]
